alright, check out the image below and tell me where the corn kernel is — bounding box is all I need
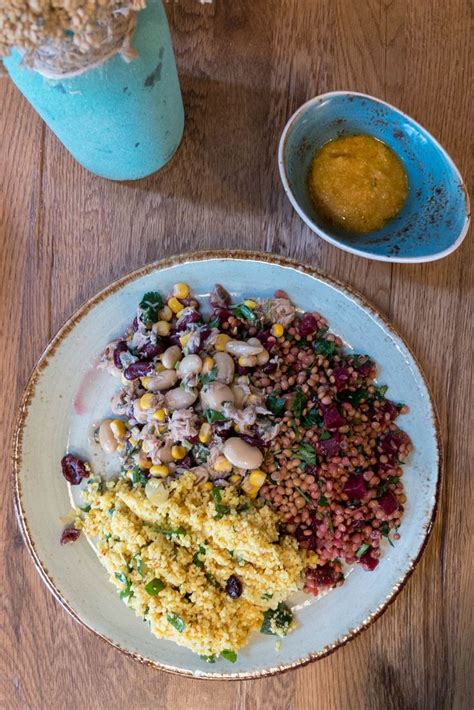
[173,282,190,299]
[234,425,240,433]
[158,305,173,322]
[201,356,215,375]
[153,320,171,336]
[247,393,261,404]
[110,419,127,439]
[149,464,170,478]
[171,445,187,460]
[202,482,213,491]
[230,474,241,484]
[155,363,166,373]
[141,376,152,388]
[139,393,155,411]
[179,333,190,348]
[238,355,257,367]
[243,299,257,309]
[272,323,284,338]
[168,297,183,314]
[215,334,232,352]
[152,408,167,422]
[248,469,267,487]
[213,455,233,473]
[198,422,212,444]
[129,436,138,448]
[242,479,258,499]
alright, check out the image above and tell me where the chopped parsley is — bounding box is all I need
[295,442,317,466]
[115,572,134,600]
[293,485,316,509]
[149,525,187,539]
[204,408,226,423]
[318,495,329,507]
[373,384,389,399]
[301,407,323,429]
[260,603,293,636]
[167,613,185,633]
[193,545,207,568]
[131,465,148,487]
[313,338,337,357]
[212,486,230,519]
[355,543,371,558]
[379,521,395,547]
[221,649,238,663]
[266,393,286,416]
[319,431,332,441]
[345,389,368,406]
[145,578,165,596]
[200,654,217,663]
[79,504,91,513]
[200,367,218,385]
[261,592,273,601]
[139,291,163,327]
[232,303,257,323]
[290,388,307,418]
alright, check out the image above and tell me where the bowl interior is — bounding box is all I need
[281,93,469,260]
[14,255,440,678]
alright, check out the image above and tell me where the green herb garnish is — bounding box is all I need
[150,525,187,539]
[318,495,329,507]
[295,442,317,465]
[319,431,332,441]
[200,366,218,385]
[212,486,230,519]
[301,407,323,429]
[345,389,369,407]
[232,303,257,323]
[379,521,395,547]
[167,613,185,632]
[266,393,286,416]
[261,592,273,601]
[131,465,148,487]
[193,545,207,568]
[79,504,91,513]
[133,554,145,578]
[260,603,293,636]
[200,654,217,663]
[294,485,316,508]
[355,543,371,558]
[205,408,226,423]
[221,649,238,663]
[139,291,163,327]
[290,388,307,418]
[373,384,389,400]
[313,338,337,357]
[194,443,210,463]
[115,572,134,600]
[145,578,165,596]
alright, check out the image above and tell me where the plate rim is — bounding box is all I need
[11,249,443,680]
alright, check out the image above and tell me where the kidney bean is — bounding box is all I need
[123,360,153,380]
[113,340,128,369]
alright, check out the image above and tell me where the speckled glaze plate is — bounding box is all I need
[12,251,441,679]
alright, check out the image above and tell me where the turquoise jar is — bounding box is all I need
[3,0,184,180]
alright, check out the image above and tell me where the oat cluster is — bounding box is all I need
[0,0,146,58]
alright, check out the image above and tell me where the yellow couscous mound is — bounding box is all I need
[79,473,316,657]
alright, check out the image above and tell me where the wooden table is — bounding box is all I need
[1,1,472,708]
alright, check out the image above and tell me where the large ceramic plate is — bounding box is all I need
[13,251,441,679]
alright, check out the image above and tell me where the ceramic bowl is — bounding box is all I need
[278,91,470,262]
[13,251,441,679]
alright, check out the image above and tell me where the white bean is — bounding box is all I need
[200,382,234,411]
[98,420,117,454]
[232,384,247,409]
[165,387,198,409]
[161,345,182,370]
[225,340,264,357]
[145,479,169,506]
[178,354,202,379]
[213,352,235,384]
[145,369,178,392]
[257,350,270,365]
[223,437,263,470]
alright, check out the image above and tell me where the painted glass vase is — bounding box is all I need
[3,0,184,180]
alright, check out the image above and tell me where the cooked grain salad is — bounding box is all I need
[61,282,411,660]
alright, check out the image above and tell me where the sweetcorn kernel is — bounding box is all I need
[129,436,138,448]
[202,482,213,491]
[243,299,257,309]
[248,469,267,487]
[171,445,187,460]
[110,419,127,439]
[139,393,155,411]
[179,333,190,348]
[229,474,241,484]
[155,363,166,373]
[168,297,183,314]
[201,356,215,375]
[238,355,257,367]
[215,334,232,352]
[213,455,233,473]
[149,464,170,478]
[242,480,259,499]
[153,320,171,336]
[198,422,212,444]
[272,323,284,338]
[152,408,167,422]
[141,376,152,388]
[158,305,173,322]
[173,282,190,299]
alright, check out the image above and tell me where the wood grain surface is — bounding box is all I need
[1,1,472,708]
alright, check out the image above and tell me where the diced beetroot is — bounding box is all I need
[113,340,128,370]
[61,454,89,485]
[381,400,398,420]
[322,405,346,430]
[360,550,379,571]
[60,528,81,545]
[343,474,368,499]
[317,433,340,457]
[123,360,153,380]
[332,367,351,390]
[306,563,336,587]
[299,313,318,336]
[378,491,399,515]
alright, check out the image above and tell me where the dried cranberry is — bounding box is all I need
[61,454,89,485]
[225,575,242,599]
[343,474,368,499]
[240,434,265,453]
[60,527,81,545]
[262,361,277,375]
[332,367,351,391]
[124,360,153,380]
[380,400,398,420]
[316,433,340,457]
[139,340,166,359]
[378,491,399,515]
[298,313,318,336]
[212,422,232,439]
[113,341,128,369]
[322,405,346,430]
[359,550,379,571]
[209,284,232,309]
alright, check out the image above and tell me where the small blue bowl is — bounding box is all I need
[278,91,470,262]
